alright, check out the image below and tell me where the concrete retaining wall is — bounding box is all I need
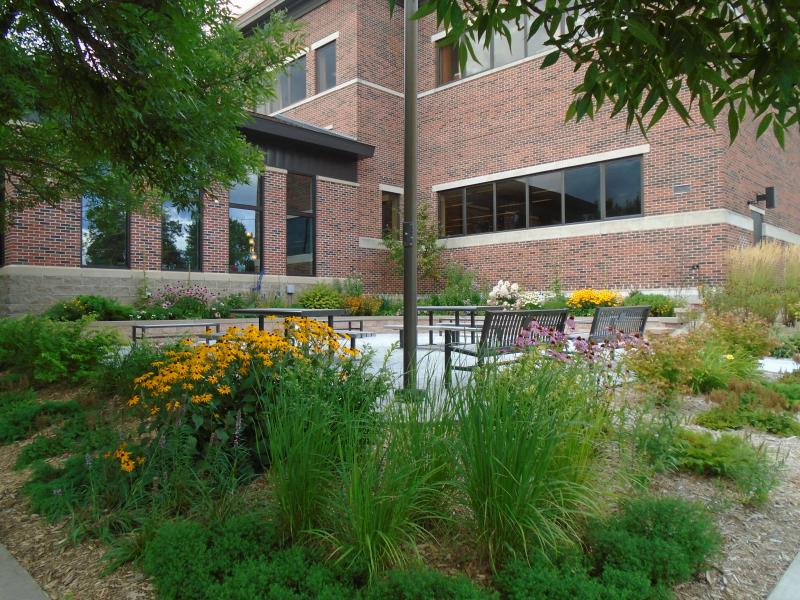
[0,265,345,316]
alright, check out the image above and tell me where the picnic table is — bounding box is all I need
[228,308,347,331]
[416,305,494,345]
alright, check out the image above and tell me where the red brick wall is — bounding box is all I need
[129,211,161,270]
[3,199,81,267]
[200,184,229,273]
[263,170,287,274]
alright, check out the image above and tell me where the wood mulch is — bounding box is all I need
[0,389,797,599]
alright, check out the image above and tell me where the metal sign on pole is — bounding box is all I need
[402,0,419,389]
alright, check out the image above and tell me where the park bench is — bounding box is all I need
[583,306,650,343]
[336,329,376,350]
[444,308,568,386]
[131,322,221,344]
[334,319,364,332]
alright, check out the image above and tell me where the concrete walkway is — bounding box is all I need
[768,551,800,600]
[0,543,48,600]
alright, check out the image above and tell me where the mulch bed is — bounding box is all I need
[0,390,797,599]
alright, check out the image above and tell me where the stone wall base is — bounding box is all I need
[0,265,343,316]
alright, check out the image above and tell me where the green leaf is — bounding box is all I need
[727,108,740,143]
[540,50,559,69]
[772,120,785,148]
[626,20,660,48]
[756,113,773,138]
[192,413,204,430]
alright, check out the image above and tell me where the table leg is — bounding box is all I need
[454,311,461,344]
[470,311,476,344]
[131,326,137,344]
[328,315,335,329]
[428,311,434,345]
[444,330,453,389]
[258,316,265,331]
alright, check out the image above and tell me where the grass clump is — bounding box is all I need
[365,568,497,599]
[624,292,684,317]
[15,412,117,469]
[296,283,342,309]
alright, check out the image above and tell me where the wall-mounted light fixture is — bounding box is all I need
[749,186,777,209]
[748,186,776,245]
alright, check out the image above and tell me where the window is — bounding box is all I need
[81,195,128,267]
[495,179,526,231]
[286,173,314,276]
[268,56,307,112]
[465,183,494,234]
[439,189,464,236]
[435,11,564,85]
[564,164,601,223]
[381,191,401,235]
[229,173,261,273]
[162,199,201,271]
[438,155,643,237]
[605,157,642,218]
[315,41,336,93]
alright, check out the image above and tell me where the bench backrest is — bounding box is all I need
[480,309,568,350]
[588,306,650,342]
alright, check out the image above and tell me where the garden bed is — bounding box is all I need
[0,388,798,599]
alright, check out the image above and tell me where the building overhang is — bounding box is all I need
[240,112,374,159]
[237,0,329,31]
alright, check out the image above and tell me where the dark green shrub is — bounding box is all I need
[587,497,721,587]
[297,283,342,309]
[430,264,483,306]
[675,429,779,505]
[366,568,497,600]
[495,555,666,600]
[771,331,800,358]
[624,292,683,317]
[0,392,80,444]
[695,406,800,436]
[15,412,117,469]
[169,295,209,318]
[0,316,121,385]
[45,295,133,321]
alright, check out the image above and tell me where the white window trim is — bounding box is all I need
[379,184,404,195]
[431,30,448,43]
[431,145,650,192]
[311,32,339,50]
[284,48,308,64]
[266,78,403,116]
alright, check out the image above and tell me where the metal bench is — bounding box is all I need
[336,329,376,350]
[385,324,463,348]
[334,319,364,332]
[444,309,568,386]
[585,306,650,343]
[131,322,221,344]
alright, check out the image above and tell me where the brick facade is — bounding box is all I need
[1,0,799,314]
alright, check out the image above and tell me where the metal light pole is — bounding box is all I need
[402,0,418,389]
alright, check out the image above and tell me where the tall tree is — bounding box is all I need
[1,1,302,215]
[397,0,799,144]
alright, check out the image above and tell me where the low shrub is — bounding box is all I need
[587,497,721,588]
[675,429,779,505]
[705,313,778,359]
[624,292,684,317]
[495,555,664,600]
[45,295,133,321]
[93,342,170,400]
[0,316,121,385]
[366,568,497,600]
[343,295,382,316]
[695,378,800,436]
[15,412,117,469]
[377,296,403,316]
[566,288,622,315]
[431,264,484,306]
[771,330,800,359]
[0,390,81,444]
[297,283,343,309]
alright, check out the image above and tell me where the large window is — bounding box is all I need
[229,174,261,273]
[286,173,314,276]
[439,155,643,237]
[268,56,307,112]
[315,41,336,93]
[162,200,201,271]
[381,190,401,235]
[436,10,566,85]
[81,195,128,267]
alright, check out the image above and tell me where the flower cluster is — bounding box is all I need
[144,283,217,309]
[566,289,622,311]
[517,290,555,309]
[488,280,520,308]
[104,442,144,473]
[131,318,358,447]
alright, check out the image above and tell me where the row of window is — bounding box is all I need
[437,12,567,85]
[267,40,336,113]
[80,173,317,275]
[438,156,642,237]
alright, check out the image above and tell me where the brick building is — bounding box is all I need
[1,0,799,315]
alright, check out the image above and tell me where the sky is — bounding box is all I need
[228,0,264,16]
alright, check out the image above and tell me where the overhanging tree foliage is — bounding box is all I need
[394,0,799,145]
[1,1,302,215]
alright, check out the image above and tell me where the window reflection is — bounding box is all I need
[162,200,200,271]
[81,195,127,267]
[564,164,601,223]
[286,173,314,276]
[605,157,642,217]
[528,172,562,227]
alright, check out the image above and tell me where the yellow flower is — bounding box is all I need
[724,354,735,361]
[127,395,140,407]
[217,385,231,395]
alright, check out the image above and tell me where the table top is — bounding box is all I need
[229,308,347,317]
[416,305,495,312]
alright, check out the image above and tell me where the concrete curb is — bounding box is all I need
[0,543,49,600]
[768,551,800,600]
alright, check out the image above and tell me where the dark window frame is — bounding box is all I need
[80,196,130,269]
[228,174,263,274]
[268,55,308,113]
[161,197,203,272]
[315,40,337,94]
[438,156,644,238]
[381,190,402,237]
